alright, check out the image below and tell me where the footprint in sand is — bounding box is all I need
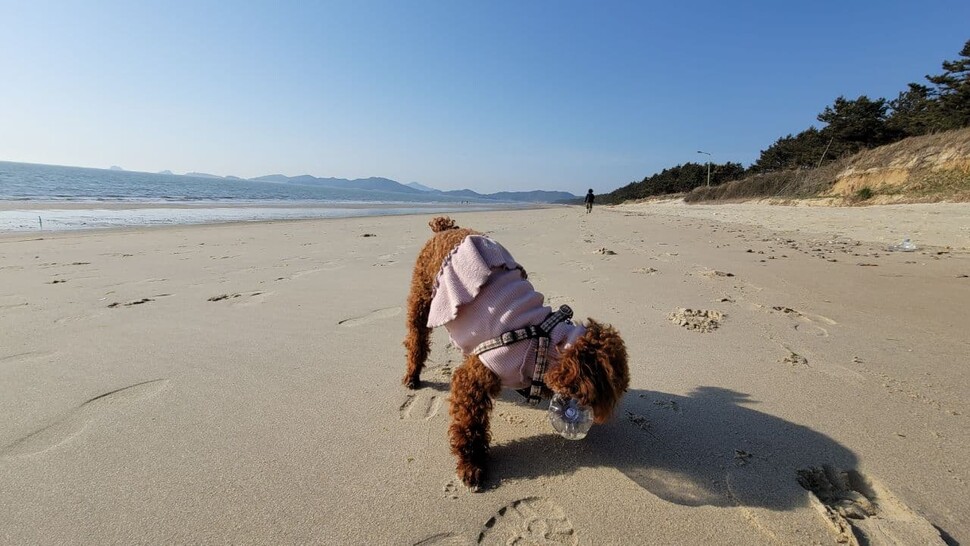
[649,397,680,412]
[208,293,243,302]
[782,350,809,367]
[0,297,29,310]
[626,411,653,432]
[399,393,443,420]
[228,291,272,307]
[442,478,463,500]
[104,277,169,288]
[272,262,345,282]
[797,465,947,545]
[497,411,527,427]
[428,364,454,381]
[107,297,154,308]
[374,253,401,267]
[772,306,836,325]
[0,351,58,366]
[771,306,836,337]
[773,342,810,367]
[696,269,736,279]
[205,291,265,304]
[138,277,169,285]
[338,306,402,327]
[106,293,173,308]
[477,497,578,545]
[1,379,170,458]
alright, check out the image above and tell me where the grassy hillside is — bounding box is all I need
[685,128,970,204]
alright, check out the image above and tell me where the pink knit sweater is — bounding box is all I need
[428,235,586,389]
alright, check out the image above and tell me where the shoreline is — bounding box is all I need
[0,200,543,234]
[0,199,520,211]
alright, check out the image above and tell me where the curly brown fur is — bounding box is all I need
[402,218,479,388]
[428,216,458,232]
[403,216,629,488]
[448,355,502,489]
[544,319,629,423]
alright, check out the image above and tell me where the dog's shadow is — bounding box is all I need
[488,386,858,511]
[416,380,451,393]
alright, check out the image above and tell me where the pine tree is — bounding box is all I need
[887,83,934,137]
[817,96,892,155]
[925,39,970,129]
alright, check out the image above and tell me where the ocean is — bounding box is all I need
[0,161,522,232]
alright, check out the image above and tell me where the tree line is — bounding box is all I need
[604,39,970,202]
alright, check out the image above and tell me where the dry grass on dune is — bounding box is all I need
[686,128,970,205]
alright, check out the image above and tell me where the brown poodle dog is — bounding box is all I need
[403,217,629,489]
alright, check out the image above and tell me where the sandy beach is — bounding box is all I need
[1,203,968,544]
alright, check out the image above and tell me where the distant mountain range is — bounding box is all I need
[110,166,576,203]
[247,174,577,203]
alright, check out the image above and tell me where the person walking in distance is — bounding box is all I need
[584,189,595,214]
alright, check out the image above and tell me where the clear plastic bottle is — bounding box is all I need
[898,238,917,251]
[548,393,593,440]
[890,237,917,252]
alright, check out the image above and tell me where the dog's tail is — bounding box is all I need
[429,216,459,233]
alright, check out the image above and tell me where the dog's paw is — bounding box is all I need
[457,464,485,492]
[402,375,422,389]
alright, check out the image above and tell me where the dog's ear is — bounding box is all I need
[545,319,629,423]
[429,217,458,232]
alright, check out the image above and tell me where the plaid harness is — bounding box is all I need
[471,305,574,405]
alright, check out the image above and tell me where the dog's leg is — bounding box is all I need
[449,355,502,489]
[402,271,433,388]
[402,226,477,389]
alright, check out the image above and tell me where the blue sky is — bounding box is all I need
[2,1,968,194]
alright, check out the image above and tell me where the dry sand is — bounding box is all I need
[1,202,968,544]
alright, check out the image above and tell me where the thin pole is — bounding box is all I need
[816,138,834,169]
[697,150,712,187]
